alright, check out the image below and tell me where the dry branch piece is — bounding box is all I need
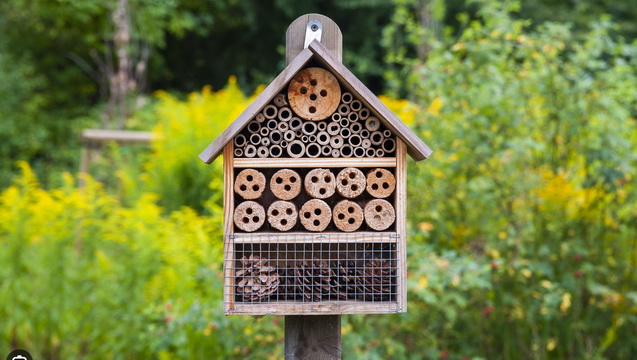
[299,199,332,232]
[263,104,278,119]
[336,168,366,198]
[287,140,306,158]
[308,134,317,143]
[375,149,385,157]
[330,135,344,149]
[340,127,351,139]
[288,67,341,121]
[366,168,396,198]
[257,146,269,158]
[331,148,340,157]
[355,257,395,301]
[249,133,261,145]
[316,131,330,145]
[234,134,247,148]
[382,138,396,153]
[341,92,353,104]
[255,113,266,123]
[361,139,372,149]
[271,169,302,200]
[244,145,257,158]
[260,137,270,147]
[353,147,365,158]
[235,255,279,301]
[301,135,309,143]
[332,200,364,232]
[234,201,266,232]
[267,200,297,231]
[304,168,336,198]
[339,118,350,129]
[281,141,288,148]
[289,117,303,131]
[360,129,370,139]
[294,259,337,301]
[364,199,395,231]
[350,122,362,134]
[234,148,243,157]
[370,131,384,145]
[273,93,288,107]
[234,169,266,199]
[278,106,293,122]
[348,112,359,122]
[327,122,341,136]
[278,122,289,132]
[266,119,278,130]
[270,144,283,157]
[283,130,296,142]
[365,117,381,131]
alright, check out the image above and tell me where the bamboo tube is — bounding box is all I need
[299,199,332,232]
[348,134,362,147]
[331,113,341,122]
[301,135,309,143]
[317,121,327,131]
[360,129,371,139]
[304,168,336,198]
[336,168,366,199]
[263,104,278,119]
[383,129,392,138]
[382,138,396,153]
[234,148,244,157]
[234,201,266,232]
[273,94,288,107]
[350,100,362,112]
[366,148,375,157]
[289,117,303,131]
[234,134,247,148]
[364,199,395,231]
[348,112,359,122]
[302,121,317,135]
[234,169,266,199]
[361,139,372,149]
[339,118,350,129]
[244,144,257,158]
[327,122,341,136]
[278,106,293,122]
[247,120,261,134]
[341,92,353,104]
[366,168,396,198]
[255,113,266,123]
[269,144,283,158]
[287,140,305,158]
[370,131,384,145]
[260,137,271,147]
[338,104,350,116]
[331,148,340,157]
[375,148,385,157]
[283,130,295,142]
[350,122,362,134]
[267,119,278,130]
[340,144,353,157]
[358,108,370,120]
[353,147,366,158]
[340,127,351,139]
[330,135,344,149]
[295,130,303,138]
[281,141,288,148]
[305,143,321,158]
[308,134,317,143]
[278,122,289,132]
[321,145,332,156]
[365,117,380,131]
[271,169,302,200]
[333,200,363,232]
[316,131,330,145]
[249,133,261,145]
[267,201,297,231]
[269,130,283,144]
[259,127,270,137]
[257,146,269,158]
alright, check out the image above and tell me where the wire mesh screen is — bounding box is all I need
[224,233,401,314]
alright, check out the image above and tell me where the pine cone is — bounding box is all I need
[333,261,357,300]
[276,267,297,301]
[355,257,395,301]
[295,259,337,301]
[235,255,280,302]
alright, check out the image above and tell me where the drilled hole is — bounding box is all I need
[375,205,382,212]
[290,177,297,183]
[272,209,279,216]
[313,219,320,226]
[252,216,259,222]
[311,176,319,183]
[348,172,356,179]
[348,207,354,213]
[304,212,311,219]
[320,90,327,97]
[281,219,287,225]
[310,94,317,101]
[382,182,389,189]
[351,185,358,191]
[284,185,291,191]
[348,218,355,224]
[372,184,379,190]
[376,171,383,178]
[242,217,249,223]
[252,185,259,191]
[374,215,381,221]
[300,87,307,94]
[338,213,345,220]
[246,175,253,181]
[246,208,253,215]
[286,208,293,215]
[240,185,247,191]
[319,188,326,195]
[276,177,283,184]
[309,106,316,113]
[310,79,317,86]
[341,179,348,186]
[314,208,322,216]
[324,176,331,183]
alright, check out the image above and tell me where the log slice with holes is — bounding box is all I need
[304,168,336,199]
[299,199,332,232]
[270,169,302,200]
[288,67,341,121]
[267,201,297,231]
[234,169,266,199]
[364,199,395,231]
[332,200,363,232]
[366,168,396,198]
[234,201,266,232]
[335,167,365,199]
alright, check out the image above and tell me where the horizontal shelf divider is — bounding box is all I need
[228,232,399,243]
[227,301,401,315]
[233,157,397,168]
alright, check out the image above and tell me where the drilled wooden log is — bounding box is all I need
[288,67,341,121]
[364,199,395,231]
[366,168,396,198]
[287,140,306,158]
[336,167,365,199]
[365,117,381,131]
[382,138,396,153]
[299,199,332,232]
[267,200,297,231]
[235,169,266,199]
[333,200,363,232]
[274,93,289,107]
[304,168,336,199]
[234,201,266,232]
[271,169,302,200]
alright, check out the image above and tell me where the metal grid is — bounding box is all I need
[224,233,400,314]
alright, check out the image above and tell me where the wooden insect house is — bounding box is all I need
[199,15,431,315]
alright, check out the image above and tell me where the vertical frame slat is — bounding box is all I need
[223,142,235,313]
[395,139,408,312]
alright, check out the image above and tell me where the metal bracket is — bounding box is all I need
[304,20,323,48]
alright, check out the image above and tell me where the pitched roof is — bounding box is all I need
[199,40,432,163]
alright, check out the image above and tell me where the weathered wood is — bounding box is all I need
[81,129,155,143]
[285,316,341,360]
[395,139,408,312]
[308,40,432,161]
[286,14,342,65]
[199,48,314,164]
[228,302,398,315]
[233,157,397,168]
[231,232,398,244]
[223,143,235,312]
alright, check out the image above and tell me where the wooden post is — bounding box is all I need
[285,316,341,360]
[284,15,343,360]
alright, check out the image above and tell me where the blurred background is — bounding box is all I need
[1,0,636,358]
